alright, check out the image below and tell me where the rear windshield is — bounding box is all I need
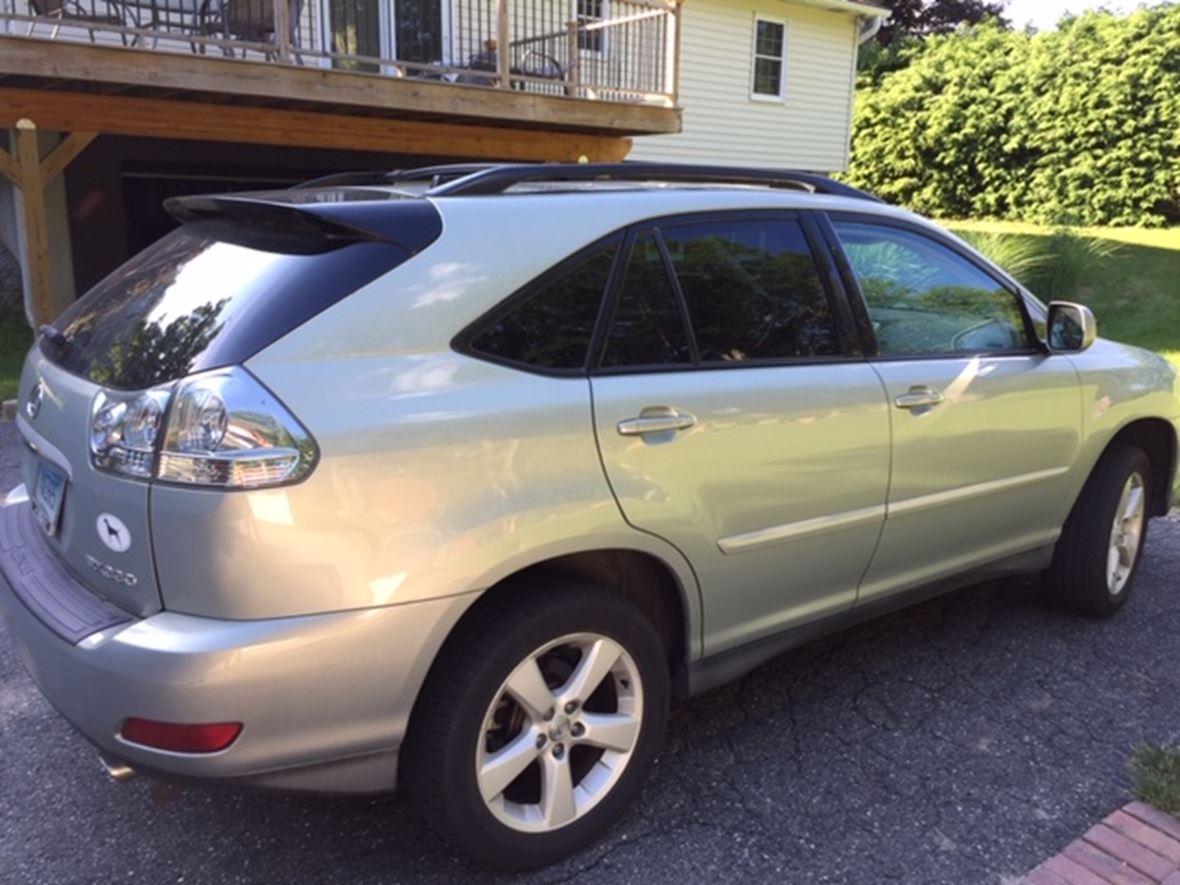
[45,220,418,390]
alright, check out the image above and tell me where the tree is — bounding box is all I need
[874,0,1010,45]
[844,6,1180,227]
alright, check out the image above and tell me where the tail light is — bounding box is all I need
[90,367,316,489]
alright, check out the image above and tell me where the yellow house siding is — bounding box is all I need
[630,0,860,171]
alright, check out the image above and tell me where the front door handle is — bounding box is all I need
[894,386,945,410]
[617,407,696,437]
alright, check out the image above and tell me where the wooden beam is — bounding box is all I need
[0,35,680,136]
[0,143,15,186]
[41,131,97,184]
[0,88,631,162]
[13,121,53,326]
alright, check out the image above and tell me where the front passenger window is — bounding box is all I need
[832,221,1031,356]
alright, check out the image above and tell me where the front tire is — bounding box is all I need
[1045,443,1152,618]
[402,581,670,870]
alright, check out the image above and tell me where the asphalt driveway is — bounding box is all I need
[1,417,1178,884]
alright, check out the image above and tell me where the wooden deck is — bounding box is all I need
[0,34,680,150]
[0,30,678,322]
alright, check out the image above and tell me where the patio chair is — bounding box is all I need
[28,0,129,44]
[197,0,303,61]
[452,39,566,89]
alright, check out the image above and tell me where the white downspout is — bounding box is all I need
[857,14,883,45]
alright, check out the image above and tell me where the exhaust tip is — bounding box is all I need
[99,754,136,783]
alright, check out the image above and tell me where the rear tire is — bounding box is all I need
[401,580,670,870]
[1044,443,1152,618]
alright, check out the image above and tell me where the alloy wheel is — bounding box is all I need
[475,632,643,834]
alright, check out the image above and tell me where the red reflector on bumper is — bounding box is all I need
[120,718,242,753]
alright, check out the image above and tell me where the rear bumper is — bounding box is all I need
[0,487,476,794]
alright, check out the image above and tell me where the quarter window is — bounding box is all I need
[660,218,840,363]
[832,221,1032,356]
[751,17,786,99]
[468,243,617,371]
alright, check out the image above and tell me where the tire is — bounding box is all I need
[1045,443,1152,618]
[401,580,671,870]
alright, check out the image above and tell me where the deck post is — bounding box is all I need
[671,0,682,105]
[3,123,95,325]
[496,0,511,88]
[273,0,292,63]
[566,21,579,97]
[13,120,52,327]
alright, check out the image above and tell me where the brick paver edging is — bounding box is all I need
[1024,802,1180,884]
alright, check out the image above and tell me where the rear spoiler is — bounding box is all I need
[164,194,443,255]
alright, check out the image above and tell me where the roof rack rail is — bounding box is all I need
[425,163,883,202]
[292,164,501,191]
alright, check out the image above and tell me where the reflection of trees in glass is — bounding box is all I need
[664,224,839,362]
[87,300,230,391]
[843,237,1027,353]
[472,246,617,370]
[604,235,692,367]
[50,232,229,388]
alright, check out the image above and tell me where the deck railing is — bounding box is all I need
[2,0,679,105]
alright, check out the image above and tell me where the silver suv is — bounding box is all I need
[2,164,1178,869]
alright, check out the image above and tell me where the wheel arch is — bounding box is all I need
[1104,417,1177,516]
[402,547,696,768]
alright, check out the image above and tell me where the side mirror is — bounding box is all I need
[1047,301,1097,353]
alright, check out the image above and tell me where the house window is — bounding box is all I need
[751,17,786,99]
[578,0,607,53]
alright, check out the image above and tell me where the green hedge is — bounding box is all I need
[844,6,1180,227]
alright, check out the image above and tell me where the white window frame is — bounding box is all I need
[576,0,610,58]
[315,0,453,73]
[749,14,787,103]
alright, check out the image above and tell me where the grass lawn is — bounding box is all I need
[0,311,32,401]
[1130,744,1180,816]
[946,221,1180,367]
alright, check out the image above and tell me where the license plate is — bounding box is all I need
[32,460,67,536]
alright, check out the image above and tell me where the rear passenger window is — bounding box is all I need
[468,243,617,371]
[602,234,693,368]
[661,219,840,363]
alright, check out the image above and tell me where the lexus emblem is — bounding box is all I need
[26,380,43,420]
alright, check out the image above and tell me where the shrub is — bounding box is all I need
[955,228,1123,300]
[845,6,1180,227]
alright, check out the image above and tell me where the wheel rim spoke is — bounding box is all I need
[1107,473,1146,595]
[560,637,622,704]
[1123,485,1144,522]
[505,658,555,722]
[540,753,577,828]
[1107,546,1121,587]
[1115,483,1133,525]
[478,730,541,801]
[578,712,640,752]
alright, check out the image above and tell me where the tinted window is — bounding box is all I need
[661,219,840,362]
[832,221,1032,355]
[47,224,413,390]
[602,234,693,368]
[470,244,617,371]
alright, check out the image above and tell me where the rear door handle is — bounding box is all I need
[617,408,696,437]
[894,386,945,410]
